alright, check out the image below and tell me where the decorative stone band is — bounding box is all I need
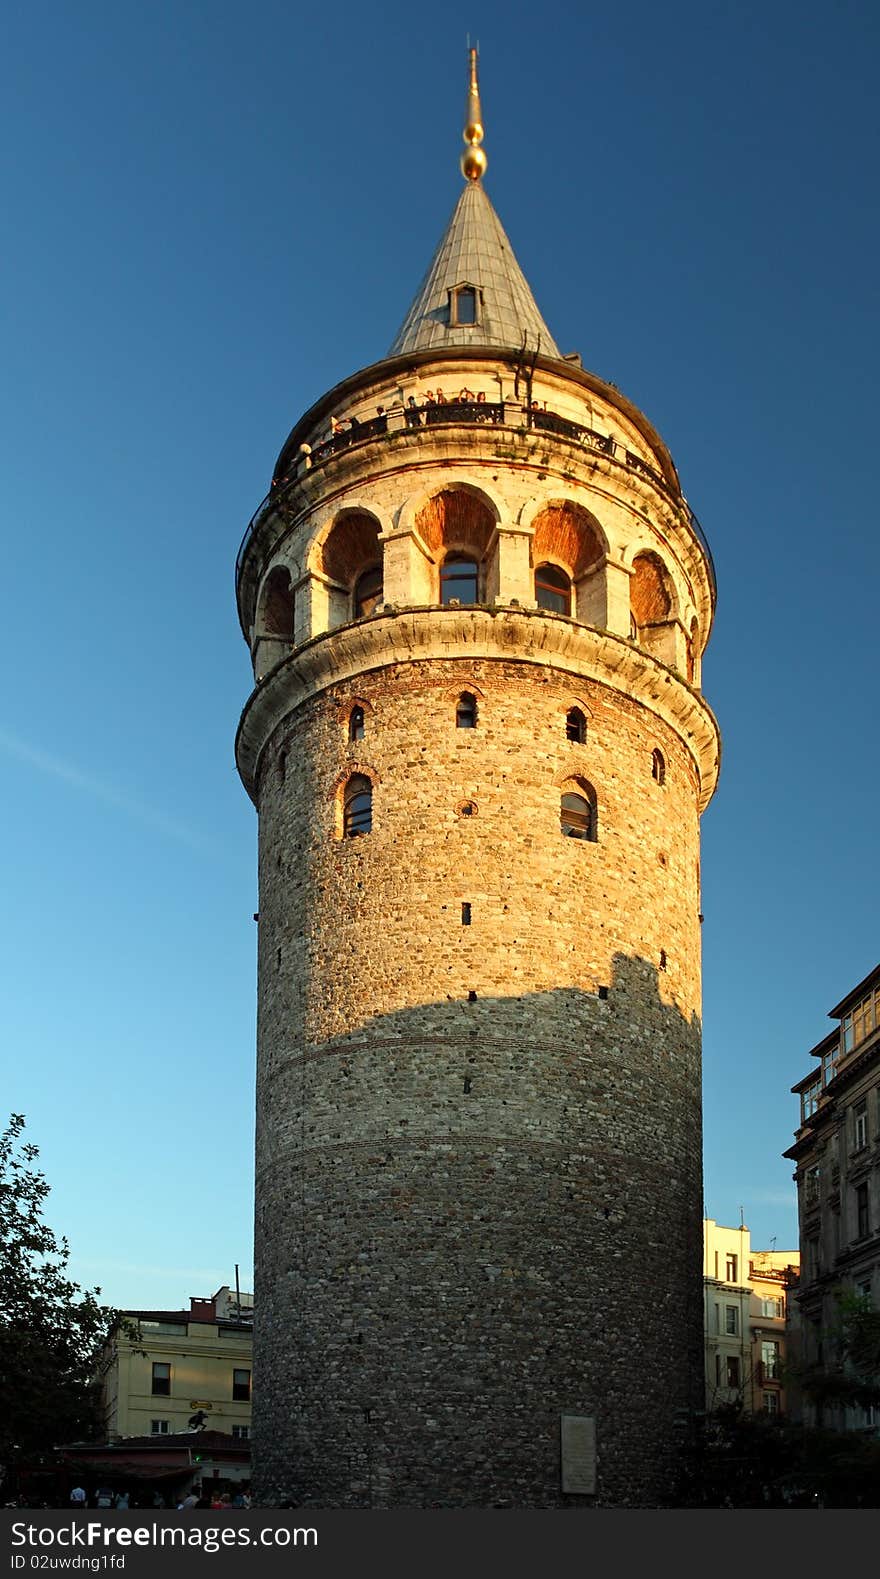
[236,604,721,810]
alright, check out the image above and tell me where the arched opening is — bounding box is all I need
[530,502,605,624]
[342,774,372,838]
[560,778,598,842]
[258,567,295,639]
[415,488,496,602]
[535,563,572,615]
[651,748,666,785]
[441,556,479,605]
[565,708,587,744]
[319,511,383,631]
[630,553,673,631]
[349,706,365,743]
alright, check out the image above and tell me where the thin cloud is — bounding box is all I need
[0,728,214,852]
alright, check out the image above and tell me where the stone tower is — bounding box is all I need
[235,55,719,1507]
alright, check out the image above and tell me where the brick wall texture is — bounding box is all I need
[251,653,706,1506]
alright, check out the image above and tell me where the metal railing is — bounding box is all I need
[236,399,716,599]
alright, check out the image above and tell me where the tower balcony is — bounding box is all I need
[237,395,715,608]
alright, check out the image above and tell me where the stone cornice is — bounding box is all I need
[236,605,721,810]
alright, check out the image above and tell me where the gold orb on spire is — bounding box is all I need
[460,46,487,183]
[460,144,488,182]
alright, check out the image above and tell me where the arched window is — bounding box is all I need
[354,566,383,619]
[535,563,572,615]
[349,706,365,743]
[456,692,477,729]
[560,786,597,842]
[343,775,372,837]
[441,556,479,606]
[259,567,295,639]
[651,748,666,785]
[566,708,587,744]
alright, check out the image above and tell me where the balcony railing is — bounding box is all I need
[237,399,716,600]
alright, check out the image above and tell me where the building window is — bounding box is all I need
[801,1079,821,1122]
[150,1419,170,1435]
[807,1236,821,1280]
[349,705,365,743]
[151,1363,171,1396]
[854,1100,868,1151]
[760,1296,784,1318]
[354,567,383,619]
[565,708,587,744]
[560,791,596,842]
[441,556,479,605]
[763,1391,780,1416]
[534,563,571,614]
[725,1253,738,1282]
[343,775,372,837]
[726,1355,740,1388]
[856,1182,870,1240]
[821,1044,839,1086]
[725,1305,738,1336]
[232,1369,251,1402]
[841,987,879,1054]
[449,284,480,326]
[231,1424,250,1440]
[761,1340,781,1382]
[456,692,477,729]
[805,1165,820,1206]
[651,748,666,784]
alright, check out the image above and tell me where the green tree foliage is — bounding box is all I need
[0,1114,114,1464]
[678,1403,880,1507]
[798,1290,880,1412]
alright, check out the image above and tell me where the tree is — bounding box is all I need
[0,1113,115,1469]
[797,1289,880,1415]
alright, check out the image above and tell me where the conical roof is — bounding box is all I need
[388,181,560,359]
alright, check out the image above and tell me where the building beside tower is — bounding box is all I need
[784,962,880,1432]
[235,55,720,1506]
[702,1219,799,1419]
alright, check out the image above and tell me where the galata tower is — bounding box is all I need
[235,53,719,1507]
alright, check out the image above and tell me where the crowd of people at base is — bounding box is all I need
[65,1484,251,1511]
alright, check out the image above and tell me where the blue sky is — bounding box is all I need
[2,0,877,1309]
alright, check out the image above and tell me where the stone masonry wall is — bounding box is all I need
[251,653,705,1506]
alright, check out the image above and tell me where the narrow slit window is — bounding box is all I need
[343,774,372,837]
[456,692,477,729]
[349,705,365,743]
[566,708,587,744]
[461,903,472,926]
[560,790,597,842]
[651,748,666,784]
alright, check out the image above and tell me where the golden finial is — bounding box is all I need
[460,46,487,183]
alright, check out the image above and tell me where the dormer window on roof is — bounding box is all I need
[449,283,481,327]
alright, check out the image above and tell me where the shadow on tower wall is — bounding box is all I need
[253,952,705,1508]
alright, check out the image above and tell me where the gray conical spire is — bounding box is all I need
[388,181,560,359]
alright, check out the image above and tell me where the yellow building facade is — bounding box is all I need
[100,1286,254,1442]
[703,1219,799,1417]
